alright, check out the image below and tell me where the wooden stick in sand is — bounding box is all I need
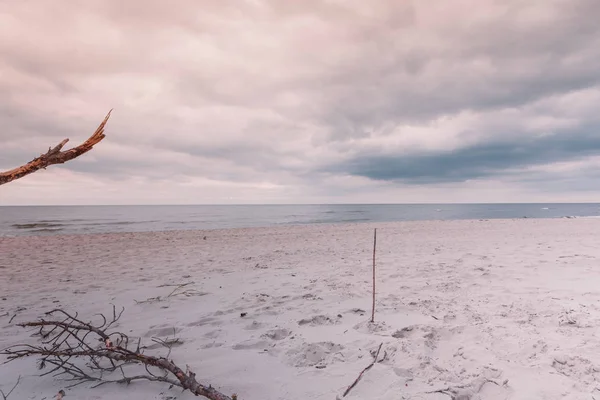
[371,228,377,323]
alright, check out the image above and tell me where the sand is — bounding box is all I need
[2,218,600,399]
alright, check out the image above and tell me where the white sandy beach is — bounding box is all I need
[2,218,600,399]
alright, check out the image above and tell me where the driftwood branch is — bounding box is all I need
[1,307,234,400]
[342,342,383,397]
[0,110,111,186]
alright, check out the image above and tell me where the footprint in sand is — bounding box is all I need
[392,326,415,338]
[244,321,264,330]
[142,325,181,338]
[203,329,221,339]
[186,316,221,327]
[287,342,344,367]
[552,354,596,379]
[232,339,270,350]
[298,315,340,326]
[392,325,442,351]
[261,328,291,341]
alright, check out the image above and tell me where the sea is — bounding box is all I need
[0,203,599,237]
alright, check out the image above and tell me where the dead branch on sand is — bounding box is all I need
[135,282,206,304]
[426,377,507,399]
[0,306,234,400]
[0,111,111,186]
[0,376,20,400]
[341,342,383,398]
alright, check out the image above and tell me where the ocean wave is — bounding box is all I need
[11,222,65,229]
[31,228,64,233]
[80,220,158,227]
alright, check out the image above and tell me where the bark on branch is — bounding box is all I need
[1,307,235,400]
[0,111,112,186]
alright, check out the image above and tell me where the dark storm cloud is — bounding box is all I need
[333,128,600,184]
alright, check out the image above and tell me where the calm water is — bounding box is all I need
[0,204,599,237]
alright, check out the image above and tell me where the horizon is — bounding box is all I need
[2,202,600,207]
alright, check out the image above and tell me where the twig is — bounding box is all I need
[8,307,26,324]
[342,343,383,397]
[371,228,377,323]
[135,284,205,304]
[157,282,195,288]
[134,296,162,304]
[0,376,21,400]
[426,378,502,399]
[167,283,196,298]
[150,328,183,358]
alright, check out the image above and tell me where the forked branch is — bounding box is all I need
[1,307,234,400]
[0,111,111,186]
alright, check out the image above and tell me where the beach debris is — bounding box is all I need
[8,307,26,324]
[0,110,111,186]
[341,342,383,397]
[2,306,236,400]
[55,389,66,399]
[0,375,20,400]
[136,282,206,304]
[426,377,507,399]
[558,310,579,326]
[148,327,183,352]
[240,312,248,317]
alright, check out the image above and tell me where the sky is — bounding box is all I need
[2,0,600,205]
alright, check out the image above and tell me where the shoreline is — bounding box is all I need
[1,214,589,239]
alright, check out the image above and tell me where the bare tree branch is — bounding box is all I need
[0,111,111,186]
[1,307,234,400]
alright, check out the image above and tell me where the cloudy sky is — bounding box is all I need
[2,0,600,205]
